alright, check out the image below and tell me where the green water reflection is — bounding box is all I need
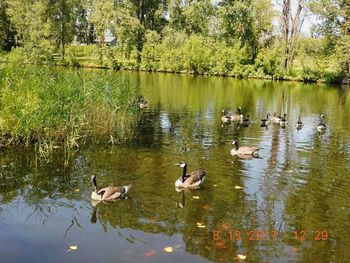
[1,69,350,262]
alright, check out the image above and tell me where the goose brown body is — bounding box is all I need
[222,107,243,121]
[91,175,131,201]
[175,162,206,188]
[317,114,326,133]
[231,141,260,156]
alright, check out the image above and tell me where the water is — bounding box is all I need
[1,69,350,262]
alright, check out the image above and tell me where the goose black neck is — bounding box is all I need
[92,177,97,191]
[182,165,187,180]
[234,143,239,150]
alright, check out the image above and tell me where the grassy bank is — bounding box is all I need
[1,35,345,84]
[0,64,141,153]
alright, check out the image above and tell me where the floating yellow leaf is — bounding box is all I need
[196,222,206,228]
[213,184,217,187]
[164,246,173,253]
[192,196,200,199]
[74,189,80,192]
[67,245,78,252]
[237,254,246,260]
[234,186,243,189]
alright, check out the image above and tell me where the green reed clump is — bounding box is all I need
[0,65,141,151]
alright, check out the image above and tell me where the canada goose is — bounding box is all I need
[231,140,260,157]
[91,175,131,201]
[175,161,206,188]
[221,110,231,123]
[240,115,250,126]
[139,96,148,109]
[279,114,287,128]
[296,116,303,130]
[269,113,286,123]
[230,106,244,121]
[261,113,270,127]
[317,114,326,133]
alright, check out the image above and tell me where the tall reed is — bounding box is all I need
[0,65,141,152]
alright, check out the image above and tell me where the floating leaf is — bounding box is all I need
[213,184,217,187]
[192,196,200,199]
[164,246,173,253]
[144,249,156,257]
[74,189,80,192]
[234,186,243,189]
[196,222,206,228]
[237,254,246,260]
[66,245,78,252]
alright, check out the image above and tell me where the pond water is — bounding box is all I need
[1,70,350,262]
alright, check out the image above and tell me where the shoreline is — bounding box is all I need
[1,59,348,85]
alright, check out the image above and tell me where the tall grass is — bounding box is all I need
[0,64,141,152]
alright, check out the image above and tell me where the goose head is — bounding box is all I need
[91,175,97,191]
[175,161,187,168]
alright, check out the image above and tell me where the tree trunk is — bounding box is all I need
[60,11,65,61]
[281,0,305,70]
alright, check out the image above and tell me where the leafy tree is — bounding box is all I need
[0,0,16,51]
[88,0,116,46]
[310,0,350,78]
[182,0,215,35]
[47,0,78,60]
[218,0,274,63]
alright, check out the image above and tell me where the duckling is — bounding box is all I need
[296,116,303,130]
[240,115,250,127]
[175,161,206,188]
[279,114,287,128]
[231,140,260,157]
[91,175,131,201]
[317,114,326,133]
[221,110,231,123]
[261,113,270,127]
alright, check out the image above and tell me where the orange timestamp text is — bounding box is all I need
[212,229,329,241]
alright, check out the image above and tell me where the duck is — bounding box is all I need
[317,114,326,133]
[231,140,260,157]
[279,114,287,128]
[175,161,206,188]
[221,110,231,123]
[91,175,131,201]
[296,116,303,130]
[261,113,270,127]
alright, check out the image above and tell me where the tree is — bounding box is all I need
[218,0,274,63]
[310,0,350,78]
[279,0,307,70]
[47,0,78,60]
[182,0,215,36]
[88,0,116,46]
[0,0,16,51]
